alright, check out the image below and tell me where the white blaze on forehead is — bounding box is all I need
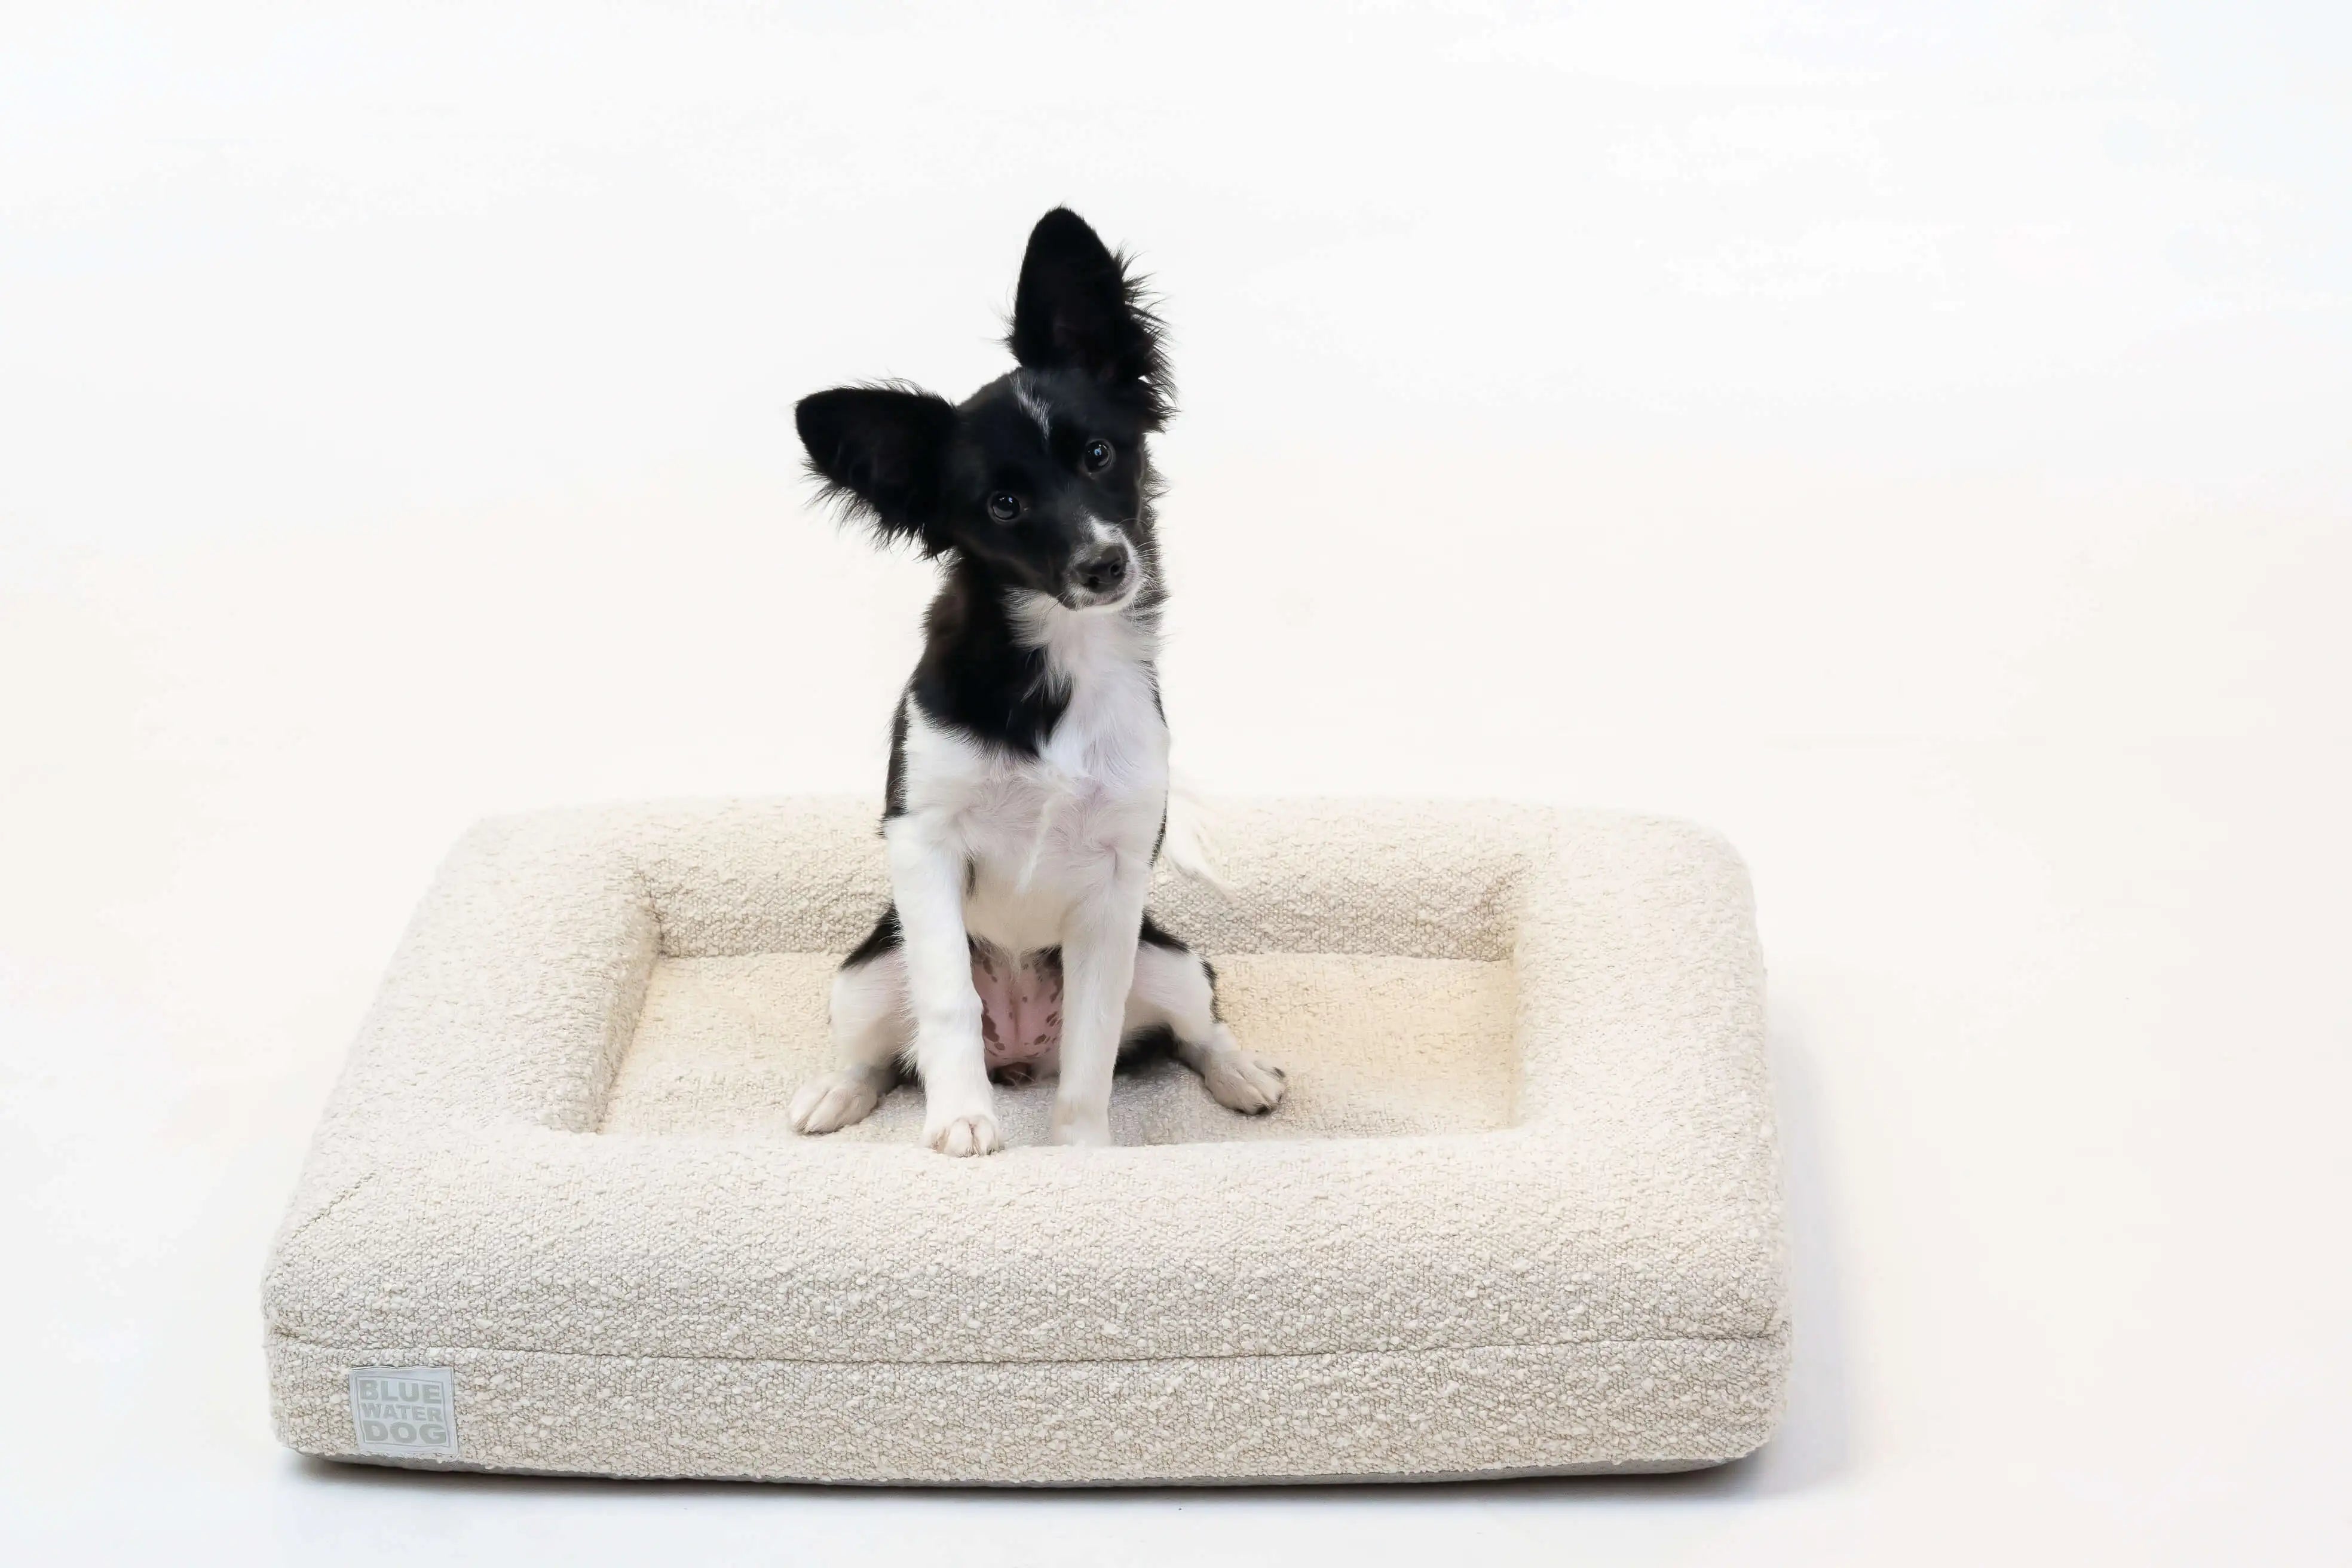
[1012,373,1052,439]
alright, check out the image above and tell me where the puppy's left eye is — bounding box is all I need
[1082,438,1114,473]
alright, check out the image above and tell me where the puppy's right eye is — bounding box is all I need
[987,492,1024,522]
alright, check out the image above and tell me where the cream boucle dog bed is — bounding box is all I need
[264,798,1787,1484]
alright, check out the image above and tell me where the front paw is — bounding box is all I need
[1203,1049,1287,1115]
[788,1067,886,1134]
[1051,1107,1112,1148]
[923,1111,1003,1157]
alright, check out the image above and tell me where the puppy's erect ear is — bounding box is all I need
[795,384,958,548]
[1008,208,1172,426]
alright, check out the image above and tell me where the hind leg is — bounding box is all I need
[788,912,909,1135]
[1126,929,1285,1115]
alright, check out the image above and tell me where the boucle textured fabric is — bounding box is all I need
[264,798,1788,1484]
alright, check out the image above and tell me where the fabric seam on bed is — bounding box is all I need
[270,1172,376,1257]
[268,1325,1786,1368]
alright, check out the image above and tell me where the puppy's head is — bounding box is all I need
[796,209,1171,611]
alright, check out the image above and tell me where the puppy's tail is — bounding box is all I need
[1159,769,1233,899]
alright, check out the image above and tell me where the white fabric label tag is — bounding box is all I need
[348,1366,460,1459]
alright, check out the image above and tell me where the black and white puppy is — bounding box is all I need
[787,208,1285,1156]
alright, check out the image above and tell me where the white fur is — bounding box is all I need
[1158,769,1232,895]
[1126,943,1285,1113]
[788,950,908,1133]
[1012,372,1054,439]
[899,594,1164,1150]
[785,586,1285,1153]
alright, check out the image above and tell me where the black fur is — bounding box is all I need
[881,693,911,821]
[907,556,1075,757]
[816,210,1221,1064]
[799,208,1172,773]
[794,384,959,546]
[835,910,1200,1074]
[1140,911,1221,1024]
[1137,911,1189,951]
[1114,1021,1180,1073]
[1007,207,1175,428]
[843,907,1214,993]
[839,907,1220,1055]
[842,906,903,969]
[835,907,914,1089]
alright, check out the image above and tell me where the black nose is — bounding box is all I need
[1074,544,1129,595]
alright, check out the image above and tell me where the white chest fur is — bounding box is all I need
[898,594,1169,956]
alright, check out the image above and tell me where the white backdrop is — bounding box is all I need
[4,4,2347,1563]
